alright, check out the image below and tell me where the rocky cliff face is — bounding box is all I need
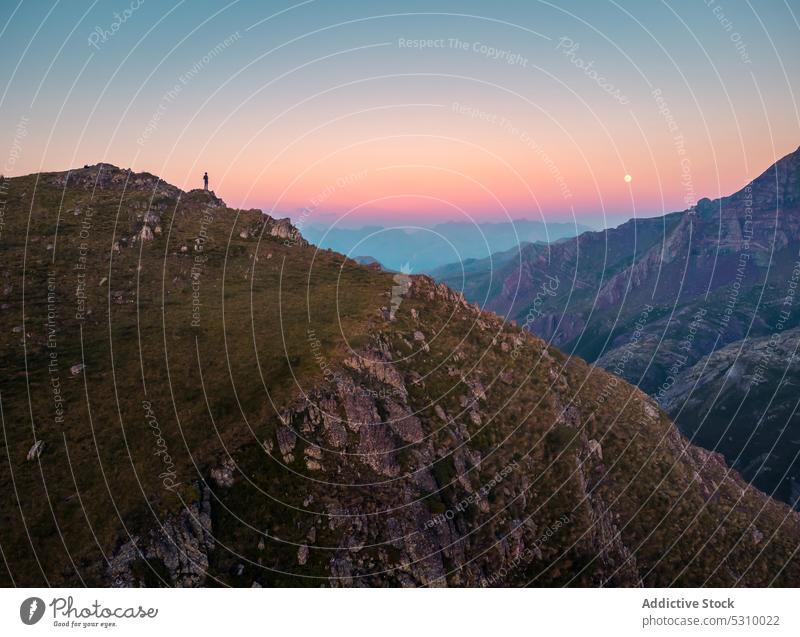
[661,326,800,509]
[1,163,799,587]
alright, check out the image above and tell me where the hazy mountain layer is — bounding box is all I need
[302,219,589,273]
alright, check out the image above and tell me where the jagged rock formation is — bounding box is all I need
[108,485,214,587]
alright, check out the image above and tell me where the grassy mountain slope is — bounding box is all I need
[0,164,798,587]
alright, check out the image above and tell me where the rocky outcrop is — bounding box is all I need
[237,214,307,246]
[46,163,181,200]
[108,485,214,587]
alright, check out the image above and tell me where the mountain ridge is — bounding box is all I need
[1,162,799,587]
[432,145,800,510]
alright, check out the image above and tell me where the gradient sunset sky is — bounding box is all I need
[2,0,799,228]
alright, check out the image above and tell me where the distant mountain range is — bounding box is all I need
[433,145,800,509]
[301,219,591,272]
[2,163,799,586]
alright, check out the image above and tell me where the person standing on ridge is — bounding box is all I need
[203,172,209,191]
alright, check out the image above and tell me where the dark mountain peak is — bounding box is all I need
[694,144,800,253]
[718,144,800,211]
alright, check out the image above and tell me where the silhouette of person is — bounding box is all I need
[203,172,209,191]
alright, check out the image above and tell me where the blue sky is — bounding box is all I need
[2,1,799,228]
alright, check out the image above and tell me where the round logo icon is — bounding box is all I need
[20,597,45,625]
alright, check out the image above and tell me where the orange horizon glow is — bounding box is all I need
[3,2,798,228]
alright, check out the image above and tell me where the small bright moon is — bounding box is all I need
[624,174,632,183]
